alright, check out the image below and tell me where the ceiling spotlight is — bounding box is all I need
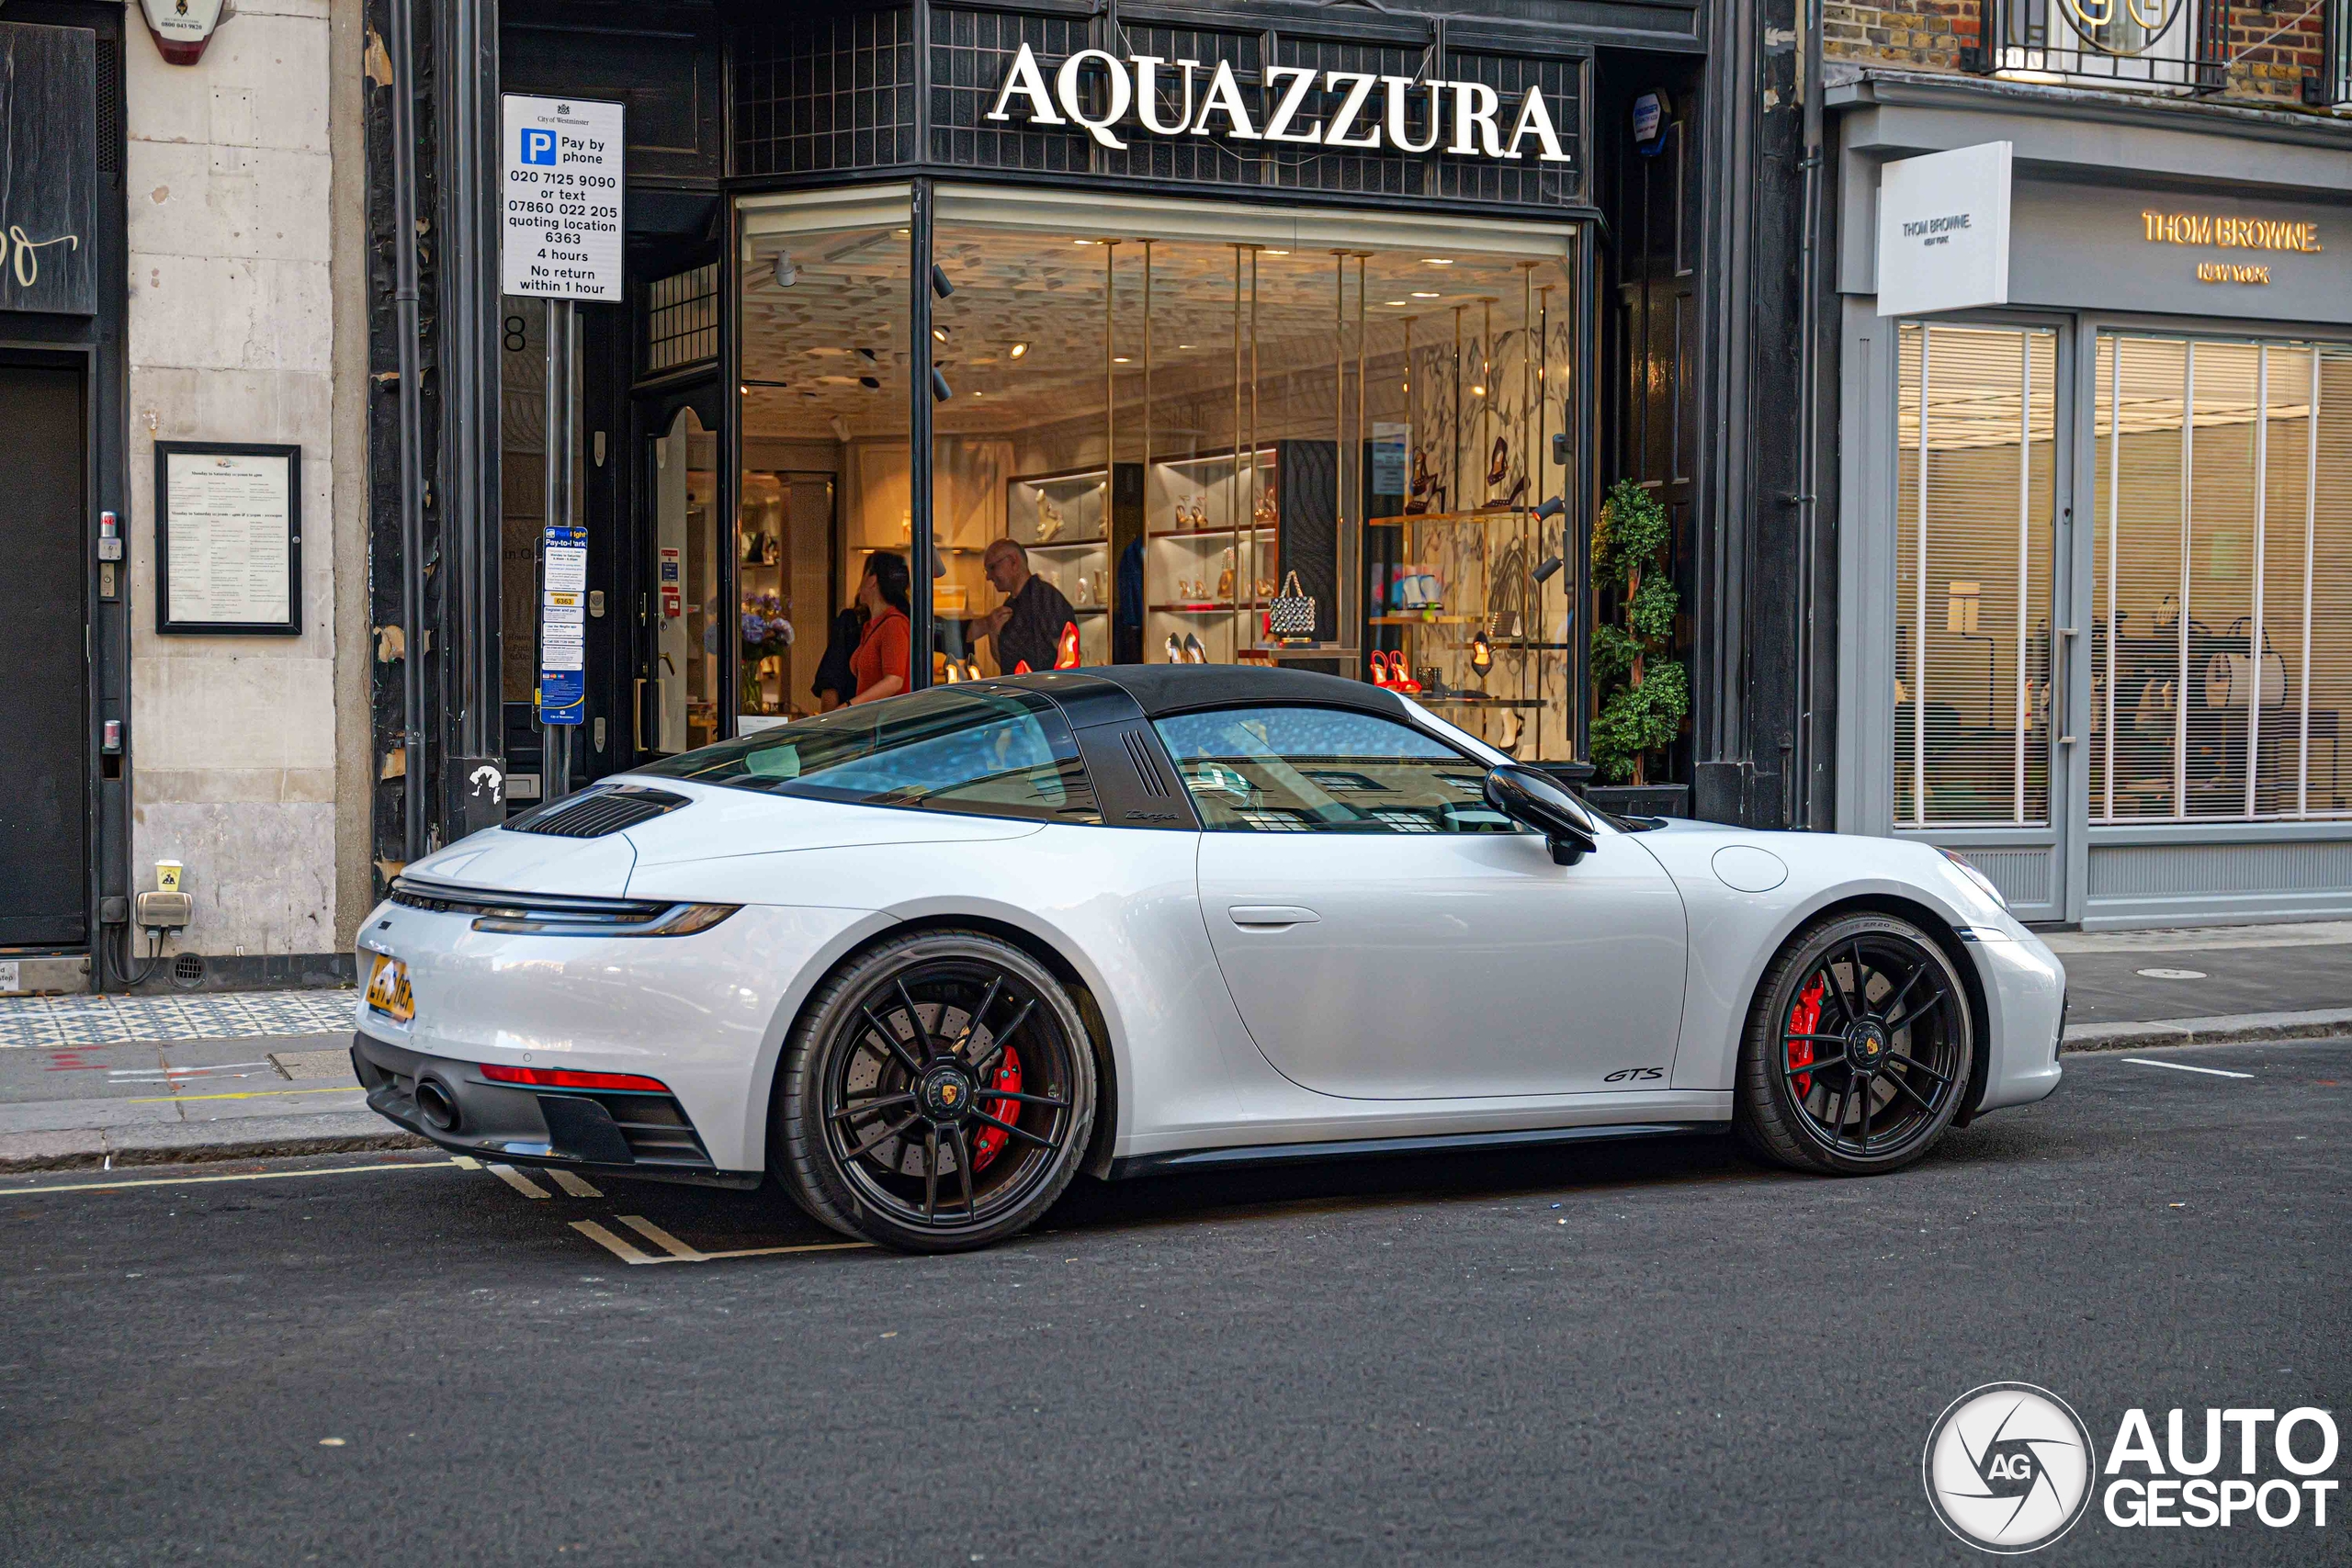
[933,325,950,342]
[1535,495,1568,522]
[1113,355,1130,364]
[931,367,953,401]
[1471,383,1487,397]
[1009,342,1030,359]
[1532,554,1564,584]
[740,386,749,395]
[772,252,798,288]
[1412,290,1442,298]
[857,347,878,363]
[859,375,881,389]
[1386,299,1408,306]
[829,414,853,442]
[931,263,954,299]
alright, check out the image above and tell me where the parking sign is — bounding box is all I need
[500,95,623,301]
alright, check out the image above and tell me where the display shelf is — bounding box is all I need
[1368,613,1480,626]
[1152,603,1243,615]
[1400,694,1549,709]
[1025,536,1109,551]
[1367,506,1532,528]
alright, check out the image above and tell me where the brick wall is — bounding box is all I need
[1824,0,2334,106]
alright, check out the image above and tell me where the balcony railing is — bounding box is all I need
[1962,0,2228,92]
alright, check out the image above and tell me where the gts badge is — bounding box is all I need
[1603,1066,1664,1083]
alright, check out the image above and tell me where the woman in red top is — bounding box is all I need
[848,550,912,705]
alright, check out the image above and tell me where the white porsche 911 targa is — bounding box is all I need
[354,666,2065,1252]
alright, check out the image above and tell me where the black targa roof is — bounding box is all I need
[984,665,1413,723]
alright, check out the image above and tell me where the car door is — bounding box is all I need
[1156,705,1689,1100]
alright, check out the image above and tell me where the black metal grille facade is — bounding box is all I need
[734,4,1589,210]
[736,7,919,176]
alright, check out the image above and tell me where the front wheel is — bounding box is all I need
[775,931,1097,1253]
[1735,913,1974,1176]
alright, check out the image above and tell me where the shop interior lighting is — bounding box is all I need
[772,252,797,288]
[1009,342,1030,359]
[1386,299,1409,306]
[933,325,950,341]
[1114,355,1130,364]
[1412,290,1442,298]
[931,263,954,299]
[931,367,954,401]
[1423,257,1454,265]
[1263,249,1289,255]
[859,376,881,389]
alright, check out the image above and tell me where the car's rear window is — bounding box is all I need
[640,686,1100,825]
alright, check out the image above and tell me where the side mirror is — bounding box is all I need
[1484,764,1600,866]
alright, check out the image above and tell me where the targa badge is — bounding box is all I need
[1923,1382,2097,1553]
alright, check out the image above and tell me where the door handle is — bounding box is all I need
[1228,905,1320,928]
[633,677,647,753]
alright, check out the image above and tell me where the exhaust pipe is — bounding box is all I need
[413,1075,459,1132]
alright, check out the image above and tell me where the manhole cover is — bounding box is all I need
[2135,966,2208,980]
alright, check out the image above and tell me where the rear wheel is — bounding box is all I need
[775,931,1096,1253]
[1735,913,1973,1175]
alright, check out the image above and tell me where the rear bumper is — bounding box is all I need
[351,1033,763,1190]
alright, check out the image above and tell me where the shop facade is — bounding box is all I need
[368,0,1822,891]
[1832,73,2352,925]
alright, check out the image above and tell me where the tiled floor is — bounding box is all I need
[0,990,357,1048]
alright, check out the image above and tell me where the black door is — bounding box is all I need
[0,365,87,945]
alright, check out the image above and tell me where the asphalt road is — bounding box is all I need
[3,1042,2346,1566]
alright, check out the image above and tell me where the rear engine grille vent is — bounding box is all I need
[506,784,690,838]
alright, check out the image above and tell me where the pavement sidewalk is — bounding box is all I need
[4,920,2352,1172]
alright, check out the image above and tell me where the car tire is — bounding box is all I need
[775,930,1097,1254]
[1735,912,1974,1177]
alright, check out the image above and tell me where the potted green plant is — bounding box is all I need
[1588,478,1689,815]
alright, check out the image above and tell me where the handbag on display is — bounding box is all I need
[2204,616,2288,709]
[1268,571,1317,639]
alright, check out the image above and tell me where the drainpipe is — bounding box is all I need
[1793,0,1826,829]
[389,0,426,863]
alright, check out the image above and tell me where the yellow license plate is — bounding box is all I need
[366,953,414,1023]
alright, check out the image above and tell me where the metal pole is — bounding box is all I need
[389,0,427,862]
[910,178,936,686]
[541,299,576,804]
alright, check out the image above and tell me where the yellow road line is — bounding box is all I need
[122,1086,362,1105]
[571,1215,871,1265]
[485,1162,551,1200]
[0,1159,460,1196]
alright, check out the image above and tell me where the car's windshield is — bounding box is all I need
[639,685,1100,824]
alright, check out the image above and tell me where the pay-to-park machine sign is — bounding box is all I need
[502,95,622,737]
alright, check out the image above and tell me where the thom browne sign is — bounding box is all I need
[986,43,1572,163]
[1876,142,2012,318]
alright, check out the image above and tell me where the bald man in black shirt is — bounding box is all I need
[976,538,1079,674]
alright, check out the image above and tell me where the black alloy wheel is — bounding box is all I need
[776,931,1096,1253]
[1736,913,1974,1176]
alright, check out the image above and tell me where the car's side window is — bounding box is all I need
[1151,706,1515,834]
[645,686,1101,825]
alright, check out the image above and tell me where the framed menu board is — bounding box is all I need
[155,442,300,635]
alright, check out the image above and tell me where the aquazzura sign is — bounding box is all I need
[986,43,1573,163]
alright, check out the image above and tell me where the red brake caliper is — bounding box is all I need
[968,1044,1023,1172]
[1787,978,1826,1099]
